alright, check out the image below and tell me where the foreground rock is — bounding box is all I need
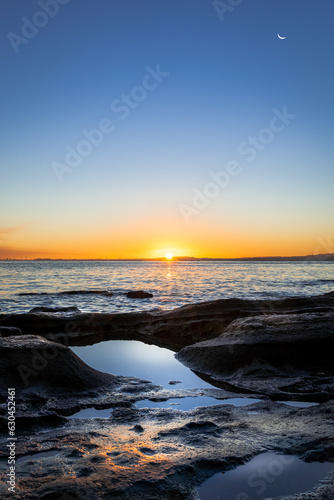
[176,312,334,399]
[0,326,22,336]
[0,335,121,400]
[0,292,333,498]
[0,398,333,499]
[1,291,333,350]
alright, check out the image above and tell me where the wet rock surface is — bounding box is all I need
[0,291,333,498]
[0,335,123,400]
[0,398,333,499]
[176,312,334,399]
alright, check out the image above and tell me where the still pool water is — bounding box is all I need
[198,452,334,500]
[16,450,60,463]
[68,407,114,419]
[68,397,263,418]
[71,340,319,414]
[135,397,262,411]
[71,339,214,390]
[277,401,319,408]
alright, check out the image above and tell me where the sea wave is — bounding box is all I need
[301,279,334,286]
[1,260,333,315]
[18,290,114,296]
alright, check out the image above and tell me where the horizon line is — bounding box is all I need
[1,253,334,262]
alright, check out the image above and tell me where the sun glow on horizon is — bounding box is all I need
[165,252,173,260]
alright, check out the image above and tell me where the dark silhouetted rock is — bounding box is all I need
[130,424,145,433]
[0,335,119,398]
[176,312,334,397]
[60,290,113,296]
[0,326,22,337]
[18,290,113,297]
[177,312,334,374]
[126,290,153,299]
[29,306,80,313]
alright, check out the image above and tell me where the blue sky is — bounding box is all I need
[1,0,334,258]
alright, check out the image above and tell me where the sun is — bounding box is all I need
[165,252,173,260]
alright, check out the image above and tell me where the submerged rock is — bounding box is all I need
[126,290,153,298]
[18,290,114,296]
[28,306,81,313]
[60,290,114,296]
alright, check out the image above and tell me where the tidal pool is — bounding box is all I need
[67,407,113,419]
[198,452,334,500]
[71,340,214,390]
[277,400,319,408]
[135,397,262,411]
[17,450,59,463]
[67,396,262,418]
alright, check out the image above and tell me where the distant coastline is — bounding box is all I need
[1,254,334,262]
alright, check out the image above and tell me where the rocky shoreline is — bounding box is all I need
[0,291,333,498]
[1,290,333,349]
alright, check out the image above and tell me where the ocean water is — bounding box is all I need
[0,260,333,314]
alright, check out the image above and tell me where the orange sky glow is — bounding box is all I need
[0,219,328,260]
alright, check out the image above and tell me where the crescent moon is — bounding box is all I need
[278,34,286,40]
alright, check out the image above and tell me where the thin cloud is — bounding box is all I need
[0,245,54,259]
[0,227,19,241]
[0,225,29,242]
